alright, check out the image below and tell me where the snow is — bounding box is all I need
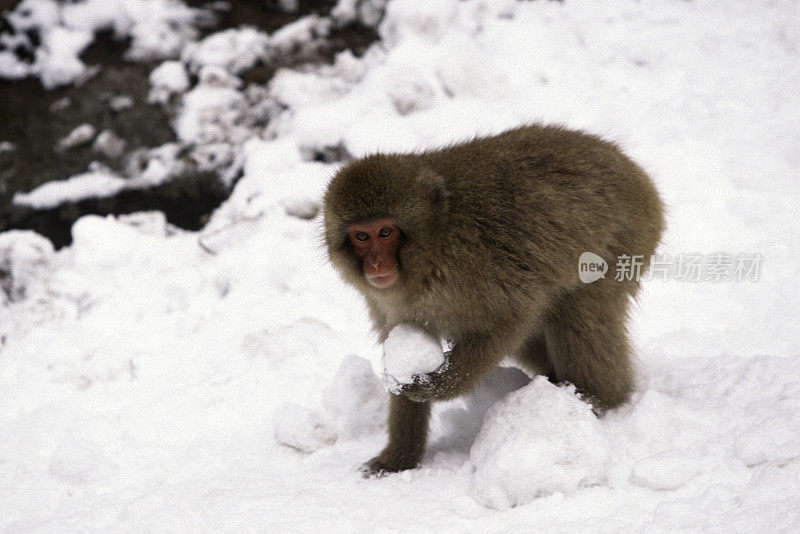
[35,26,95,89]
[147,60,190,104]
[469,377,610,509]
[382,323,446,391]
[2,0,205,88]
[278,0,300,15]
[0,50,31,80]
[174,83,247,145]
[182,27,270,76]
[92,130,127,159]
[2,0,800,531]
[13,169,127,208]
[269,15,331,53]
[331,0,388,28]
[274,354,387,451]
[109,94,134,112]
[321,354,388,440]
[0,231,54,303]
[629,453,703,491]
[0,141,18,153]
[55,123,97,152]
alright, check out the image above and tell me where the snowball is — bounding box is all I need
[382,323,445,392]
[469,377,609,508]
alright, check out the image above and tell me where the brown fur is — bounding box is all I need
[323,124,664,475]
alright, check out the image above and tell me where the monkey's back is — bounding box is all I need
[416,125,664,301]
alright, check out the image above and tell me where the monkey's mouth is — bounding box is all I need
[367,271,399,289]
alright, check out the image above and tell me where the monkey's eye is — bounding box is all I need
[378,227,393,238]
[355,231,369,242]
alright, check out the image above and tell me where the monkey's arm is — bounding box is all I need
[362,394,431,476]
[400,326,522,402]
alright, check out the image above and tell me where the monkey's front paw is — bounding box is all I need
[399,373,439,402]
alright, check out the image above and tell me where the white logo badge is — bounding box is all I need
[578,252,607,284]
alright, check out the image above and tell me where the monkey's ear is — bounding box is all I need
[417,169,450,217]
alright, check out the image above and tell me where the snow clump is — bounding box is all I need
[274,355,387,452]
[13,169,128,209]
[0,230,54,302]
[382,323,446,392]
[469,376,610,508]
[148,60,190,104]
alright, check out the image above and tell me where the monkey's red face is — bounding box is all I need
[346,217,401,289]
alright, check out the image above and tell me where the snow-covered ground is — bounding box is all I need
[2,0,800,530]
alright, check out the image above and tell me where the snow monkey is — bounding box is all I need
[323,125,664,476]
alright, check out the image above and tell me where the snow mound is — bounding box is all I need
[469,376,610,508]
[436,366,531,451]
[382,323,445,392]
[274,355,386,452]
[273,402,337,453]
[2,0,800,530]
[322,354,387,440]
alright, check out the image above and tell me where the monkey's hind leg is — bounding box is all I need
[543,281,635,411]
[362,394,431,476]
[514,332,557,383]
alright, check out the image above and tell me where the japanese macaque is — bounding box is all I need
[323,124,664,475]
